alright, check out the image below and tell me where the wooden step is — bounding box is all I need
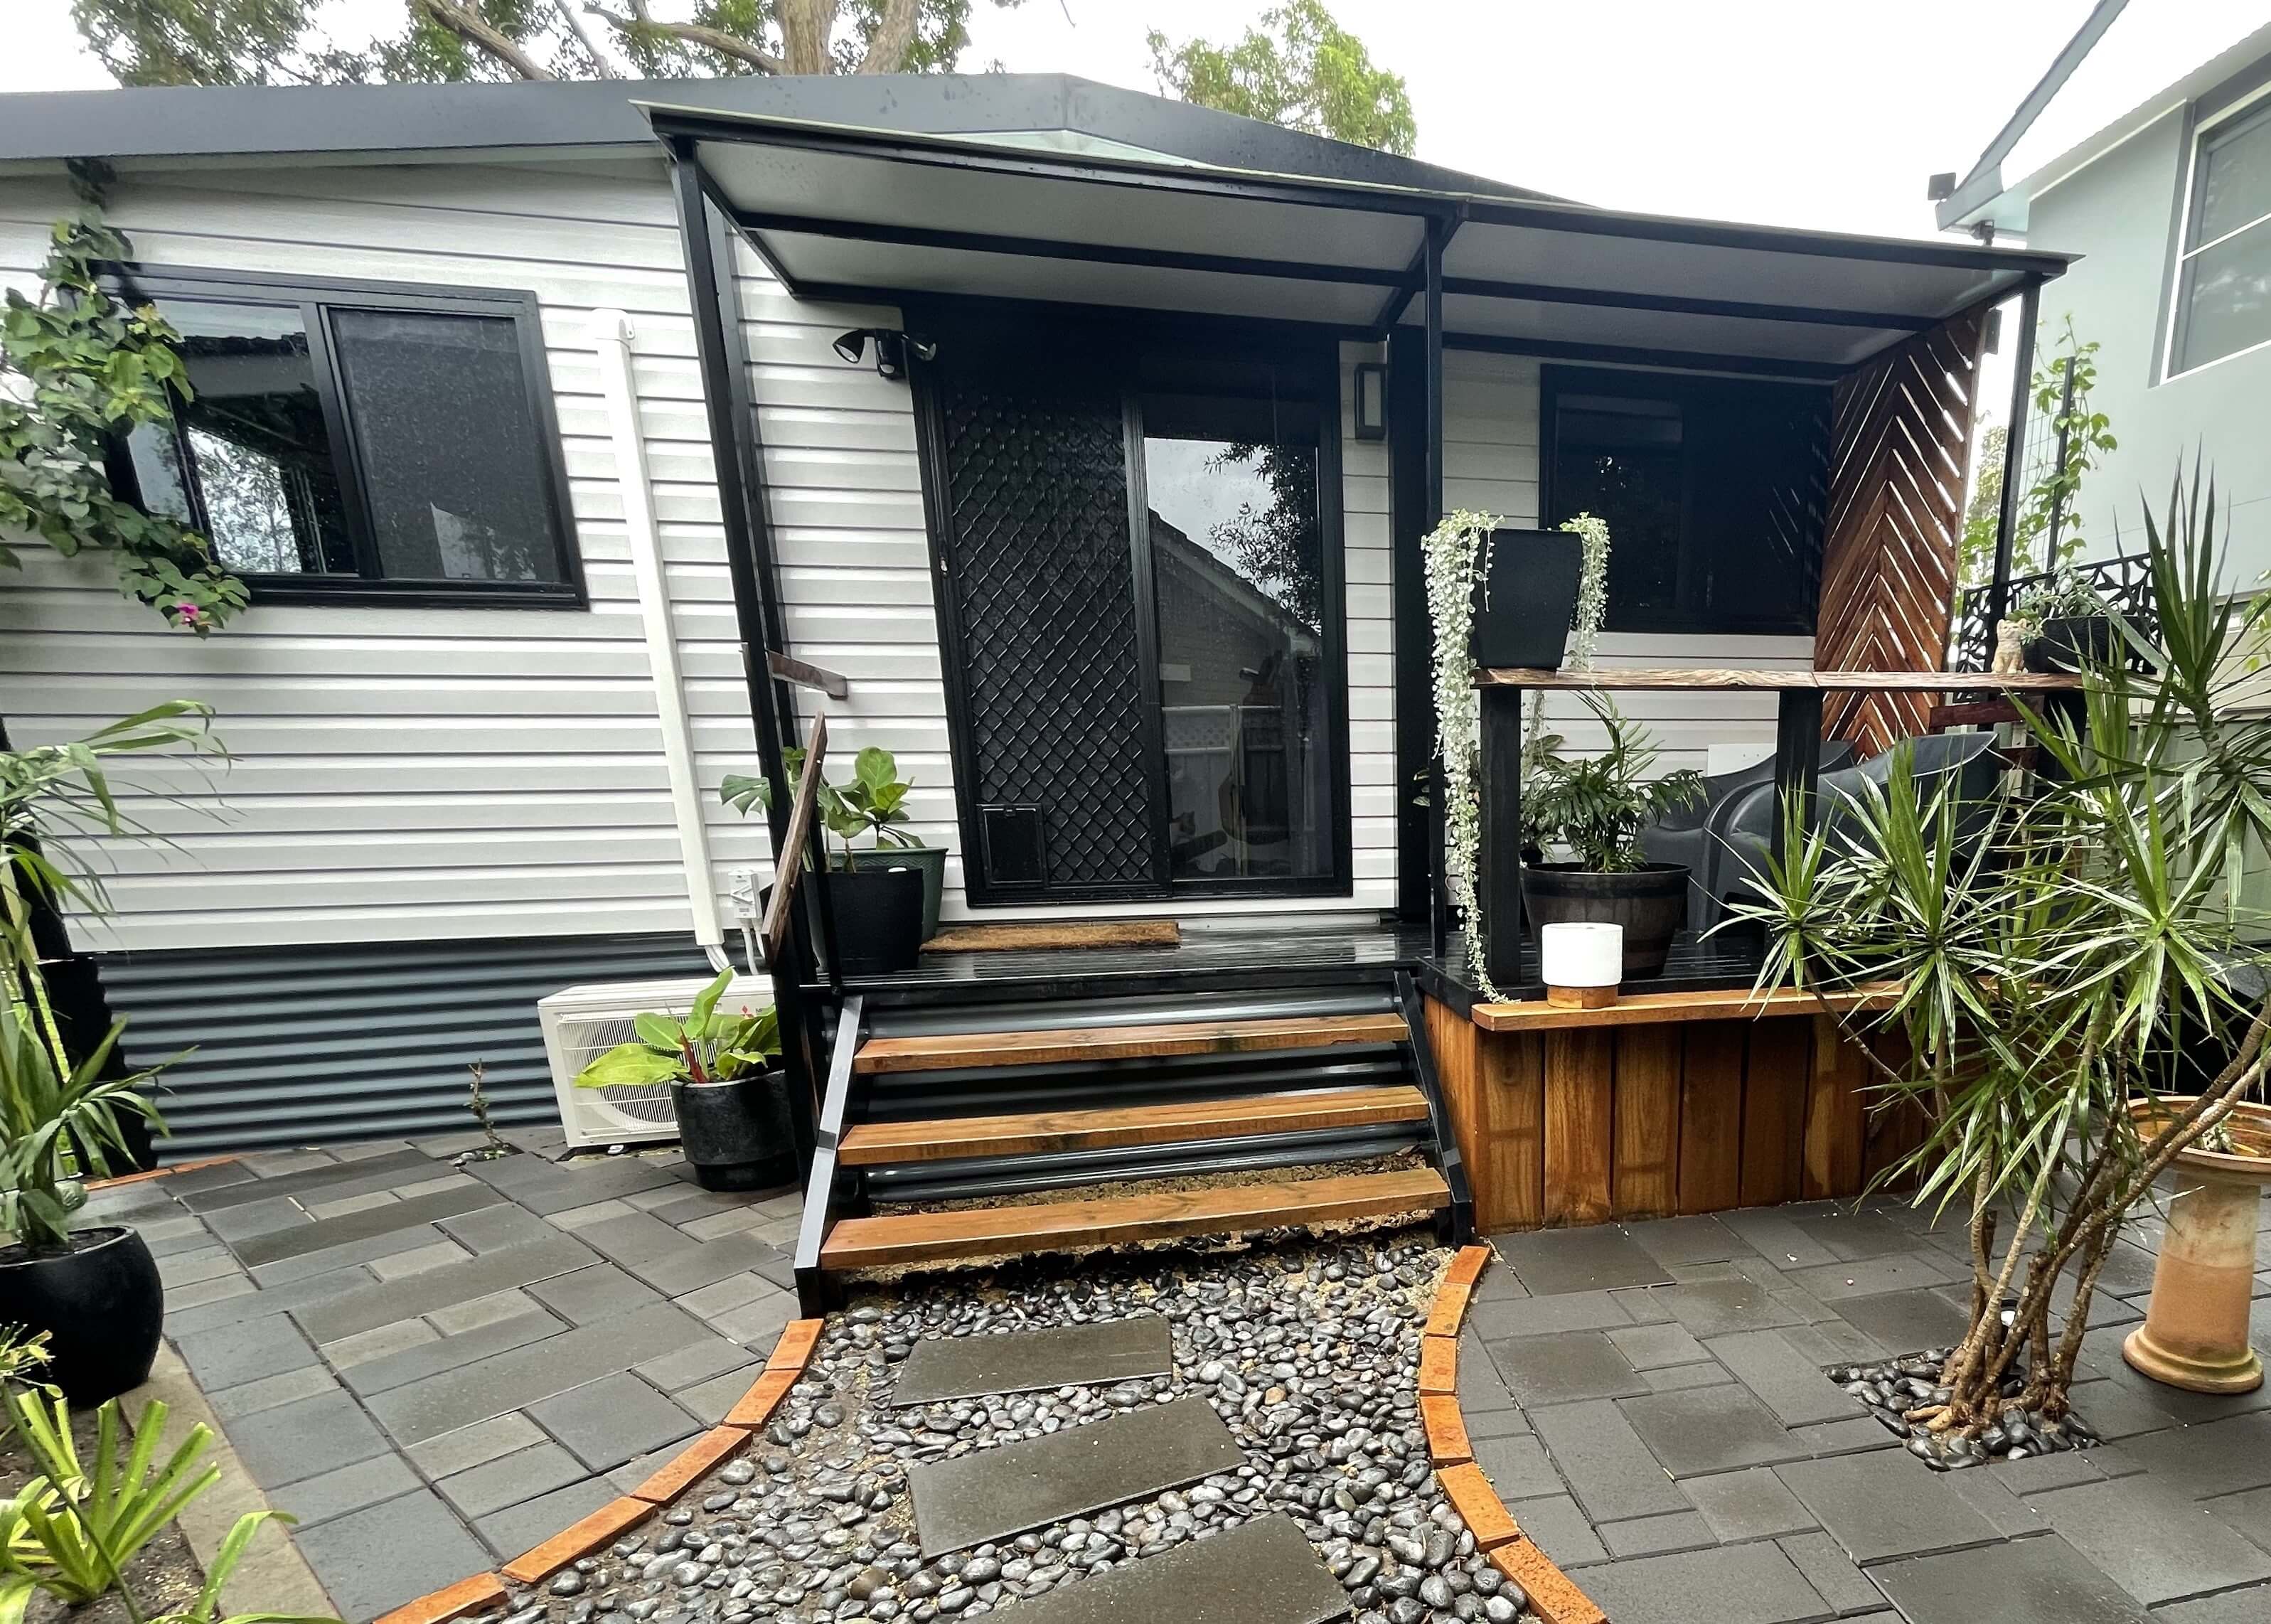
[818,1166,1450,1269]
[837,1084,1431,1166]
[851,1012,1409,1075]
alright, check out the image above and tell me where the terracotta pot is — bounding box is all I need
[2122,1097,2271,1394]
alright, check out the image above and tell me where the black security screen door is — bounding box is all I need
[915,311,1350,906]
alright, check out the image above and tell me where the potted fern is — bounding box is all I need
[1519,696,1704,978]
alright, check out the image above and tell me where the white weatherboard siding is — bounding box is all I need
[1437,351,1813,774]
[0,161,766,953]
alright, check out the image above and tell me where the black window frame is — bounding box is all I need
[905,296,1355,907]
[1539,364,1829,639]
[102,262,585,610]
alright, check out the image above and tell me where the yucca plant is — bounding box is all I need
[1731,463,2271,1436]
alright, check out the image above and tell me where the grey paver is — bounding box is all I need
[1716,1207,1839,1268]
[223,1389,392,1490]
[1782,1251,1963,1302]
[992,1513,1347,1624]
[2206,1482,2271,1549]
[1706,1329,1862,1426]
[2031,1475,2271,1606]
[2120,1414,2271,1500]
[1622,1214,1748,1267]
[164,1263,368,1337]
[324,1319,440,1369]
[1605,1321,1711,1370]
[407,1412,551,1480]
[895,1315,1173,1405]
[1470,1289,1631,1340]
[1788,1208,1929,1263]
[1999,1447,2108,1495]
[437,1441,592,1519]
[525,1372,699,1471]
[268,1453,423,1529]
[1598,1510,1718,1559]
[203,1197,311,1243]
[1776,1531,1889,1615]
[158,1246,243,1287]
[1619,1383,1814,1477]
[1644,1362,1733,1393]
[1939,1467,2046,1537]
[336,1309,565,1397]
[1487,1330,1650,1406]
[1530,1397,1692,1522]
[294,1488,497,1623]
[710,1291,796,1347]
[163,1160,257,1193]
[1573,1541,1836,1624]
[1493,1226,1674,1296]
[1831,1288,1972,1355]
[675,1364,766,1426]
[633,1335,756,1394]
[1775,1451,2008,1566]
[525,1261,666,1325]
[1471,1433,1565,1501]
[627,1231,786,1297]
[2153,1586,2271,1623]
[178,1148,437,1212]
[910,1399,1241,1554]
[440,1202,561,1253]
[366,1307,709,1444]
[1868,1532,2150,1623]
[473,1480,624,1562]
[1650,1277,1809,1338]
[1508,1494,1608,1566]
[469,1154,684,1216]
[292,1234,594,1343]
[208,1364,340,1419]
[173,1313,319,1390]
[233,1184,505,1268]
[1684,1465,1819,1542]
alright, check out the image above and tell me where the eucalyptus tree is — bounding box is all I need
[1732,469,2271,1433]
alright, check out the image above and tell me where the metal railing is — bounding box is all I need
[1949,552,2157,674]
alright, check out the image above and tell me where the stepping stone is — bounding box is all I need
[894,1315,1172,1406]
[1003,1514,1348,1624]
[177,1146,439,1212]
[911,1395,1241,1554]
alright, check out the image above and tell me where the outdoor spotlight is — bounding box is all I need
[1353,360,1389,441]
[831,327,936,381]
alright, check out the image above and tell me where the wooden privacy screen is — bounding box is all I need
[1814,304,1992,757]
[1424,995,1923,1232]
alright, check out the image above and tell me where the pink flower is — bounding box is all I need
[173,601,202,625]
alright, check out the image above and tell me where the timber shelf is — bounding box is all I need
[850,1012,1409,1074]
[817,1166,1450,1269]
[1473,666,2084,692]
[836,1084,1431,1165]
[1470,983,1901,1033]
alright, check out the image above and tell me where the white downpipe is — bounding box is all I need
[594,310,730,970]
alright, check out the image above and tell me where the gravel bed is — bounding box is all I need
[486,1229,1535,1624]
[1830,1349,2102,1469]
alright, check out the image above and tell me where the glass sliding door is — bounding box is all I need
[1138,388,1335,885]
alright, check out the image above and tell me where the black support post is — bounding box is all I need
[1423,214,1450,958]
[1480,684,1526,988]
[1771,688,1826,876]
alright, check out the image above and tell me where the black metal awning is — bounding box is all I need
[643,103,2069,383]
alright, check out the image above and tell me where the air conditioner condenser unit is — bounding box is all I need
[537,974,773,1150]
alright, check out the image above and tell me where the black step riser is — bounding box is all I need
[856,1052,1406,1118]
[863,1123,1426,1202]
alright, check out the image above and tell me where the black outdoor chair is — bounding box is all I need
[1706,730,2004,924]
[1640,742,1856,932]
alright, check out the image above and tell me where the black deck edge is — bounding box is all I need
[1397,968,1475,1244]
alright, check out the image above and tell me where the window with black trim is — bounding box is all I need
[1542,365,1829,636]
[109,268,582,607]
[2169,95,2271,378]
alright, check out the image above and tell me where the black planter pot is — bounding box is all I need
[1473,527,1584,671]
[1519,862,1690,979]
[0,1227,162,1404]
[673,1070,796,1192]
[2025,614,2115,673]
[848,845,946,941]
[823,863,924,976]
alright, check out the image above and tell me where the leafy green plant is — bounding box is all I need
[572,968,779,1091]
[720,746,919,866]
[1729,461,2271,1437]
[0,1389,331,1624]
[2008,567,2109,642]
[1522,696,1704,872]
[0,183,245,634]
[2012,316,2116,575]
[0,1015,164,1254]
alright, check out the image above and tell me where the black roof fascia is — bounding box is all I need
[0,70,1551,203]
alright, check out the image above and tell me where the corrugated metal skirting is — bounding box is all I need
[96,933,717,1159]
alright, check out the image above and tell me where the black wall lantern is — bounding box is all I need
[833,327,935,381]
[1352,359,1389,442]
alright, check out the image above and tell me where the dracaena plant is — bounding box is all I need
[572,968,779,1092]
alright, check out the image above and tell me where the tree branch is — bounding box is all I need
[414,0,557,80]
[553,0,620,75]
[857,0,921,73]
[586,4,786,73]
[778,0,835,75]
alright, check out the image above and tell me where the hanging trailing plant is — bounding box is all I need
[0,169,245,634]
[1421,508,1502,998]
[1562,511,1611,671]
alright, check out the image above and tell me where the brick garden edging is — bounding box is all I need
[369,1318,828,1624]
[1421,1245,1610,1624]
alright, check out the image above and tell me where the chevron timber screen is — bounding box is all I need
[1814,304,1992,756]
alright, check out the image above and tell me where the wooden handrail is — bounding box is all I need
[760,712,828,969]
[769,650,850,700]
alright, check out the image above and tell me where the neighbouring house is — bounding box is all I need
[1938,2,2271,582]
[0,72,2060,1165]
